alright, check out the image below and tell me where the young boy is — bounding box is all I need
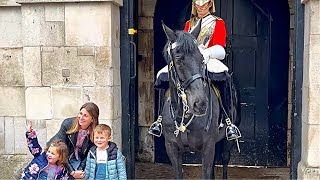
[83,124,127,180]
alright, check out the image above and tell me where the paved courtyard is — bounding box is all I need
[135,162,290,179]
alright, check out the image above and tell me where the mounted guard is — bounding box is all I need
[149,0,241,142]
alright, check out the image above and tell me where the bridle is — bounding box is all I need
[166,40,208,136]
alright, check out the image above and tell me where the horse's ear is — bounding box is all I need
[190,19,202,39]
[161,20,177,42]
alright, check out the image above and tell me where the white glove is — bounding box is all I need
[199,45,226,64]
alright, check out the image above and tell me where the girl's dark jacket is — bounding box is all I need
[47,117,94,173]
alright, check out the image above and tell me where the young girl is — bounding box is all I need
[21,121,69,180]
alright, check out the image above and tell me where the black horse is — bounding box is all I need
[160,22,240,179]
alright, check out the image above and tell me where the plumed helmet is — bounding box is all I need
[193,0,211,6]
[191,0,216,17]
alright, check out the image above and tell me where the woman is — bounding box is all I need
[47,102,99,179]
[149,0,240,140]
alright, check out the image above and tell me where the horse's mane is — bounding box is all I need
[163,30,198,62]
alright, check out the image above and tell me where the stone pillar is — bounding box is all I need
[298,0,320,179]
[137,0,156,162]
[0,1,33,178]
[0,0,27,155]
[17,0,123,147]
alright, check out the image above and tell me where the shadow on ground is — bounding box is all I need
[135,162,290,179]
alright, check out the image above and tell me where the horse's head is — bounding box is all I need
[162,21,208,116]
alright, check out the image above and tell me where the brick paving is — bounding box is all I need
[135,162,290,179]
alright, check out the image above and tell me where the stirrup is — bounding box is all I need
[226,124,241,141]
[148,116,163,137]
[226,124,242,153]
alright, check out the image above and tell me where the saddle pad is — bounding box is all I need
[207,58,229,73]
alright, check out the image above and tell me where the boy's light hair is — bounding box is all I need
[94,124,111,136]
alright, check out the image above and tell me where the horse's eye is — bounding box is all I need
[175,56,183,65]
[175,53,184,60]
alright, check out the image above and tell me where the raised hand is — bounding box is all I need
[26,120,33,132]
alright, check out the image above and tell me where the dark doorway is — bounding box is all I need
[153,0,192,164]
[153,0,289,167]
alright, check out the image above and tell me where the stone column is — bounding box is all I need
[298,0,320,179]
[17,0,123,147]
[137,0,156,162]
[0,0,27,156]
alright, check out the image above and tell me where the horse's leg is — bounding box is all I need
[165,142,183,179]
[222,140,233,179]
[222,150,230,179]
[212,157,216,179]
[202,145,215,179]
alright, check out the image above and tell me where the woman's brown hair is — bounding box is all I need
[44,140,68,166]
[66,102,100,142]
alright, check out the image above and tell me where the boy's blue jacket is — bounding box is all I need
[21,130,68,180]
[83,142,127,180]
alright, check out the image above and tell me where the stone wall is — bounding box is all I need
[137,0,156,162]
[298,0,320,179]
[0,0,122,178]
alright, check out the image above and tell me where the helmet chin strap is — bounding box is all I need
[197,11,210,18]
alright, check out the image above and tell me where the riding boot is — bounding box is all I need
[148,88,166,137]
[222,72,241,141]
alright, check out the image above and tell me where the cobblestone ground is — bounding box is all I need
[135,162,290,179]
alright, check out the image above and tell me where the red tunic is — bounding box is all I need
[184,18,227,48]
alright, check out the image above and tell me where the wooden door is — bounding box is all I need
[219,0,271,166]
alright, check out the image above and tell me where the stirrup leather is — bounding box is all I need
[148,116,163,137]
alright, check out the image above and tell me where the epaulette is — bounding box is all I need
[213,15,222,20]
